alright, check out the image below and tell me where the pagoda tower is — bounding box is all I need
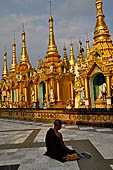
[20,24,30,65]
[2,51,8,80]
[45,1,61,71]
[62,43,69,72]
[90,0,113,60]
[94,0,110,42]
[10,33,17,73]
[69,41,76,73]
[76,0,113,109]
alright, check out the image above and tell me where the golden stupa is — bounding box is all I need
[0,0,113,109]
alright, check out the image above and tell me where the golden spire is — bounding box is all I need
[94,0,110,41]
[86,36,90,58]
[10,31,17,72]
[2,50,8,79]
[69,41,76,66]
[63,43,68,64]
[20,24,30,63]
[47,0,58,55]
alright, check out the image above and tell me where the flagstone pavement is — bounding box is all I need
[0,118,113,170]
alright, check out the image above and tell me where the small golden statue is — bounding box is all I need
[49,87,55,105]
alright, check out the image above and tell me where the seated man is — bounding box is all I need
[45,119,80,162]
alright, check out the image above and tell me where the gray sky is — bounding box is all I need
[0,0,113,78]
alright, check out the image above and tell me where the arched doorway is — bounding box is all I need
[90,73,105,107]
[39,82,46,108]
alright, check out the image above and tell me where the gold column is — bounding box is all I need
[85,78,88,98]
[16,88,19,108]
[16,89,19,103]
[11,89,13,108]
[57,80,60,101]
[11,89,13,103]
[45,82,48,102]
[34,84,37,102]
[106,76,111,97]
[85,77,89,107]
[71,83,74,105]
[24,87,27,103]
[106,76,111,108]
[37,83,39,102]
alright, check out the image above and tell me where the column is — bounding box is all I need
[16,88,19,107]
[85,77,89,107]
[37,83,39,102]
[57,80,60,101]
[45,82,48,102]
[16,89,19,102]
[34,84,37,102]
[71,83,74,104]
[106,76,111,108]
[11,89,13,108]
[24,87,27,103]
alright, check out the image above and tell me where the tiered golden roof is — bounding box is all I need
[94,0,110,41]
[90,0,113,60]
[47,16,58,55]
[47,0,58,55]
[20,24,30,64]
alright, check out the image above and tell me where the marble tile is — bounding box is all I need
[65,125,78,129]
[0,160,10,166]
[48,168,63,170]
[79,127,94,130]
[22,158,36,164]
[95,128,113,132]
[33,122,43,125]
[49,158,64,168]
[7,159,21,165]
[42,123,53,127]
[63,161,80,170]
[0,149,7,154]
[24,151,38,159]
[18,163,32,170]
[63,135,78,140]
[110,165,113,169]
[0,119,113,170]
[63,138,70,141]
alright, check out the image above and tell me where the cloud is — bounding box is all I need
[55,0,95,19]
[0,0,113,79]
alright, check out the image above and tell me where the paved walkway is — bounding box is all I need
[0,119,113,170]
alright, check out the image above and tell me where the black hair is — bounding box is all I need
[54,119,62,126]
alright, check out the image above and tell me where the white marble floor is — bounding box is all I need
[0,119,113,170]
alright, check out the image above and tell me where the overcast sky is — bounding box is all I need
[0,0,113,78]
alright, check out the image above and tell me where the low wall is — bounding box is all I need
[0,108,113,127]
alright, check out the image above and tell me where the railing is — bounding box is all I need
[0,108,113,127]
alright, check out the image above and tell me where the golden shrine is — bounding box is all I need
[0,0,113,109]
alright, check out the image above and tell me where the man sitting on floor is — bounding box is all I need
[45,119,80,162]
